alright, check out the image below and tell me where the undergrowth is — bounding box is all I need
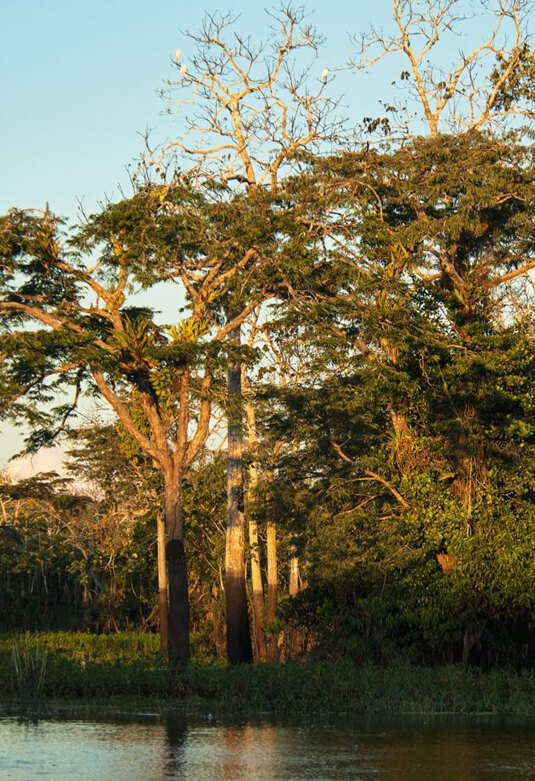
[1,632,535,715]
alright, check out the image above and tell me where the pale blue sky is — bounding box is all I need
[1,1,531,469]
[0,1,396,221]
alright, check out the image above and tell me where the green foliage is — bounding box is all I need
[0,426,228,658]
[251,131,535,668]
[2,633,535,714]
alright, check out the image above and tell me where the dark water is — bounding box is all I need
[1,712,535,780]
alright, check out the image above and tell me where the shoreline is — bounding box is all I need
[3,697,535,721]
[3,634,535,717]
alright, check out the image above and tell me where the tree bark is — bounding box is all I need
[225,325,253,665]
[157,512,169,653]
[388,404,416,476]
[164,476,190,665]
[248,511,266,660]
[266,516,278,663]
[244,380,266,660]
[288,544,300,597]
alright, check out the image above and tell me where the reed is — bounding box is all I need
[2,632,535,715]
[10,637,48,721]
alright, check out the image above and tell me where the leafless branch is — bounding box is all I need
[353,0,533,137]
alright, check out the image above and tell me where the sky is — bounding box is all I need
[0,0,396,220]
[1,0,531,474]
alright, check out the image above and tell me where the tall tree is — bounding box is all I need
[264,127,535,662]
[148,5,346,663]
[0,186,277,662]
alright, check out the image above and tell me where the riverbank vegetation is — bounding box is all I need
[3,633,535,715]
[2,1,535,677]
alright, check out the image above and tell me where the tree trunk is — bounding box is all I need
[266,516,278,663]
[288,544,300,597]
[248,513,266,660]
[164,477,190,665]
[244,383,266,660]
[225,325,253,665]
[82,579,91,630]
[388,403,416,475]
[156,513,169,653]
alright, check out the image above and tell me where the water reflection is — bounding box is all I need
[216,726,260,779]
[374,722,535,781]
[1,712,535,779]
[163,713,187,777]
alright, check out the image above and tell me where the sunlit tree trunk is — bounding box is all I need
[288,544,300,597]
[266,515,278,662]
[156,513,169,653]
[244,371,267,660]
[225,325,253,664]
[248,498,266,660]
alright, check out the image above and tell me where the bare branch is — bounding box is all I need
[148,6,346,191]
[354,0,533,137]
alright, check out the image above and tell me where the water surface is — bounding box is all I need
[1,712,534,779]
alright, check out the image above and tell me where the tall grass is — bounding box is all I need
[10,637,47,720]
[1,632,535,714]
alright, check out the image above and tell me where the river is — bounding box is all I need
[1,712,534,779]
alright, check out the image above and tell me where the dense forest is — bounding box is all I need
[2,0,535,670]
